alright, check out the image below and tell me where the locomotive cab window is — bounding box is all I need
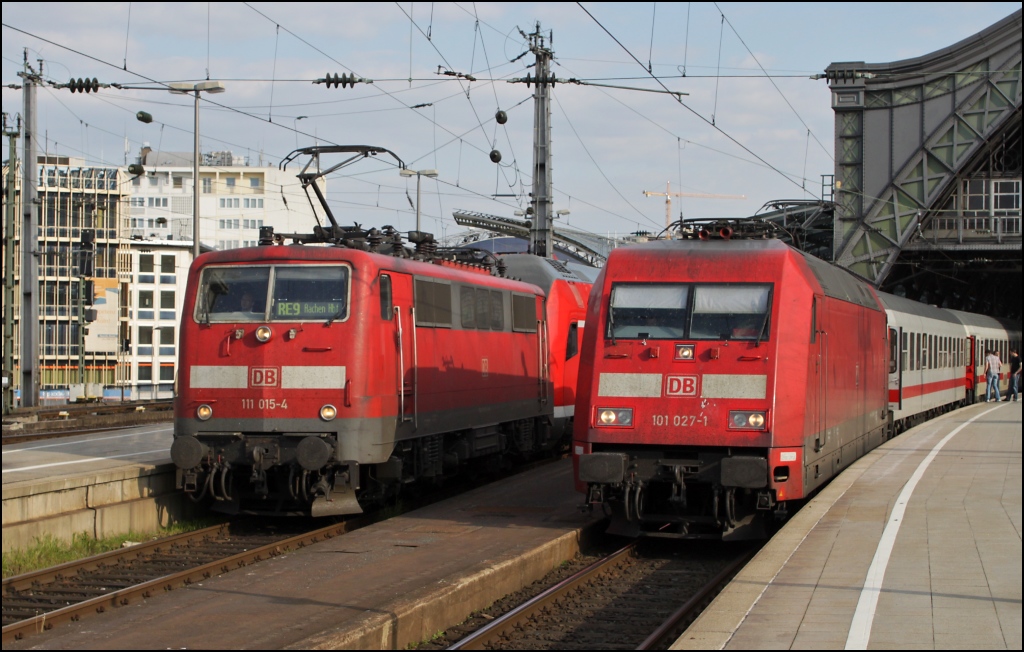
[608,283,689,340]
[272,266,349,322]
[194,264,349,323]
[690,284,772,341]
[195,266,271,322]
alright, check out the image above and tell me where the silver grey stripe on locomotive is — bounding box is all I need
[701,374,767,399]
[189,366,346,389]
[281,366,346,389]
[191,366,248,389]
[598,373,662,398]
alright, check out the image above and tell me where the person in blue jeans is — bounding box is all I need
[984,349,1002,402]
[1007,349,1020,402]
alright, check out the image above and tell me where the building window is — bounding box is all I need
[139,254,154,273]
[161,255,175,274]
[249,177,260,188]
[173,176,183,189]
[160,327,175,345]
[226,178,235,188]
[139,290,154,308]
[161,291,175,309]
[160,365,175,381]
[202,178,212,194]
[138,364,153,381]
[139,326,153,345]
[148,175,158,187]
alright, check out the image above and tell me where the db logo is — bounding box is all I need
[250,367,280,388]
[665,375,698,397]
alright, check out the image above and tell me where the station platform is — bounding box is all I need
[4,459,592,650]
[2,424,183,550]
[676,400,1022,650]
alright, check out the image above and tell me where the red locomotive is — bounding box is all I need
[171,146,593,516]
[572,222,1019,539]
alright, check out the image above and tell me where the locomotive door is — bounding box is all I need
[387,272,415,423]
[813,295,828,456]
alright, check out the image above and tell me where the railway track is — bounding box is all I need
[1,519,357,645]
[2,400,173,444]
[444,540,756,650]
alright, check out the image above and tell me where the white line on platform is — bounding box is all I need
[2,449,170,474]
[2,426,172,454]
[844,404,1005,650]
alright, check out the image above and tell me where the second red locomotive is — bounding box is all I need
[573,224,1019,540]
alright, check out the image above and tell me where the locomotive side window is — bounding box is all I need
[195,266,271,323]
[690,284,772,341]
[490,291,504,331]
[415,279,452,328]
[474,289,490,329]
[512,294,539,332]
[272,266,349,322]
[460,286,476,328]
[567,322,579,360]
[380,274,393,320]
[608,283,689,340]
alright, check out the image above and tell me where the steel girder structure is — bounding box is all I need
[827,9,1022,289]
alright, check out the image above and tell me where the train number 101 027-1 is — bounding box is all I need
[241,398,289,410]
[652,414,707,427]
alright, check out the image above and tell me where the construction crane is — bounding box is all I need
[643,182,746,232]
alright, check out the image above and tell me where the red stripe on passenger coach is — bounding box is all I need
[895,377,965,401]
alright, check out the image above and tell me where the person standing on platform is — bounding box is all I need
[984,349,1002,402]
[1007,349,1020,402]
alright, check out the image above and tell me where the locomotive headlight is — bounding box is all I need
[255,325,273,342]
[674,344,695,361]
[729,410,767,430]
[597,408,633,427]
[196,404,213,421]
[320,404,337,421]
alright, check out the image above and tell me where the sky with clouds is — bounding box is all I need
[2,2,1019,241]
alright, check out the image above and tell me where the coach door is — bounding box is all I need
[385,272,415,424]
[966,335,977,403]
[890,327,902,411]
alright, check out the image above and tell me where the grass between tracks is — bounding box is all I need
[2,520,217,579]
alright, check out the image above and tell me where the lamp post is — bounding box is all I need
[294,115,308,148]
[169,81,226,259]
[399,168,438,233]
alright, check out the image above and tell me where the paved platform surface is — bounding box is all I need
[2,423,174,484]
[5,459,592,650]
[676,401,1022,650]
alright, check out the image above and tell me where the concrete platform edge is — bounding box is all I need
[292,521,602,650]
[671,448,881,650]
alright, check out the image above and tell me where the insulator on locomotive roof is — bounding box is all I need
[258,225,276,246]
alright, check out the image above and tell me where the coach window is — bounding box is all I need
[901,331,908,371]
[380,274,393,320]
[888,329,898,373]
